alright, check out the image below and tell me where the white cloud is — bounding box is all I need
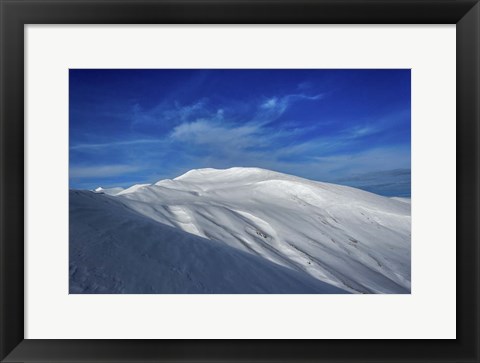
[131,99,208,127]
[346,125,378,138]
[170,120,262,149]
[70,139,164,151]
[258,93,324,121]
[70,165,142,178]
[311,145,411,176]
[261,97,279,110]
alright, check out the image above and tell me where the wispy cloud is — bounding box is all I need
[166,91,406,173]
[311,145,411,175]
[335,169,411,197]
[346,125,379,138]
[168,92,325,152]
[258,93,324,122]
[171,120,262,148]
[70,164,142,178]
[130,99,208,128]
[261,93,323,110]
[70,138,165,151]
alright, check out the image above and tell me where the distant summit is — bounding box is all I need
[93,186,124,196]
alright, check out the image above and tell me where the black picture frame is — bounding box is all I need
[1,0,478,362]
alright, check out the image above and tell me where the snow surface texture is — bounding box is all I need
[71,167,411,294]
[93,186,125,195]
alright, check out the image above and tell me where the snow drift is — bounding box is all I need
[71,167,411,294]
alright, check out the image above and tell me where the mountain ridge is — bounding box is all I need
[81,167,411,293]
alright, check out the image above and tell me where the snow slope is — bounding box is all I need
[93,186,124,196]
[70,190,346,293]
[71,167,411,294]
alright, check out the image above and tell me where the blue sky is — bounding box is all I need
[69,69,411,196]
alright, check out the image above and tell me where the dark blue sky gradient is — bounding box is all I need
[69,69,411,196]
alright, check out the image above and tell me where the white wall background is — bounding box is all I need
[25,25,455,339]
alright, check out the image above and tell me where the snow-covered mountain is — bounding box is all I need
[71,167,411,294]
[93,186,125,195]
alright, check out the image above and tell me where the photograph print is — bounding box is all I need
[69,69,411,294]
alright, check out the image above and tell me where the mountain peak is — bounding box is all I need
[173,167,276,182]
[93,186,124,196]
[76,165,411,294]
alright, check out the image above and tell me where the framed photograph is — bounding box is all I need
[1,0,478,362]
